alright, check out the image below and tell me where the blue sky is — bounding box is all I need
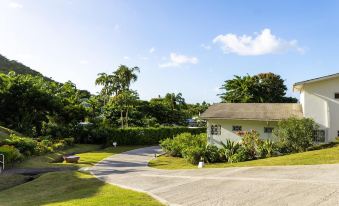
[1,0,339,103]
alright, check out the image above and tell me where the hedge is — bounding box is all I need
[74,127,206,146]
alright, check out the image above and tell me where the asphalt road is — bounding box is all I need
[88,146,339,206]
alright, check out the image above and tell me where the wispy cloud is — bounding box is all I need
[149,47,155,53]
[159,53,198,68]
[201,44,211,50]
[213,28,303,56]
[8,2,23,9]
[123,56,130,60]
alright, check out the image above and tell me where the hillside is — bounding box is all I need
[0,54,43,76]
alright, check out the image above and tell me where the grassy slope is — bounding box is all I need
[16,144,102,169]
[149,144,339,170]
[0,171,162,206]
[0,174,29,191]
[0,145,163,206]
[0,125,23,141]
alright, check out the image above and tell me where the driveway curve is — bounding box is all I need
[89,146,339,206]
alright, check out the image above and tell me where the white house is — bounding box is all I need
[201,73,339,146]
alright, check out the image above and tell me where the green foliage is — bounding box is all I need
[0,145,23,164]
[220,139,241,163]
[160,133,208,164]
[102,127,206,145]
[205,144,221,163]
[274,117,318,152]
[219,73,297,103]
[241,130,261,160]
[2,134,37,156]
[0,54,43,76]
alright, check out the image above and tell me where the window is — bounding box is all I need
[313,130,326,142]
[232,125,242,131]
[337,130,339,137]
[264,127,274,133]
[210,125,221,135]
[335,93,339,99]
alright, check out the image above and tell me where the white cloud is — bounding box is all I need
[213,28,303,56]
[159,53,198,68]
[149,47,155,53]
[8,2,23,9]
[201,44,211,50]
[123,56,130,60]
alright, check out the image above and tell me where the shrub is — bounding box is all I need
[205,144,221,163]
[51,142,66,151]
[241,130,261,160]
[63,137,75,146]
[160,133,209,164]
[257,139,275,158]
[274,117,318,152]
[2,134,37,156]
[0,145,23,164]
[94,127,206,146]
[221,139,241,163]
[181,133,207,164]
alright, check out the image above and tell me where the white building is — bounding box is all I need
[201,73,339,146]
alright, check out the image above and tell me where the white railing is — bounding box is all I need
[0,154,4,173]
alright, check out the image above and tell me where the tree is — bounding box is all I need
[110,90,139,128]
[273,117,318,152]
[219,73,298,103]
[95,73,117,105]
[113,65,140,92]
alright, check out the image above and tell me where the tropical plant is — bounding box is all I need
[220,139,241,163]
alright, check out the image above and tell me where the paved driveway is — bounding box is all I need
[89,146,339,206]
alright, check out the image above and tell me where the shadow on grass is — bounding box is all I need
[0,171,162,206]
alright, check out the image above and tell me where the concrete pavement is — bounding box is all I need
[89,146,339,206]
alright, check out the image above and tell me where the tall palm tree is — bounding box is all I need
[113,65,140,92]
[95,73,117,105]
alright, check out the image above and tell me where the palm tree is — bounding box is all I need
[113,65,140,92]
[95,73,117,105]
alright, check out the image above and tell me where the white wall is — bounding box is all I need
[207,119,277,147]
[300,77,339,142]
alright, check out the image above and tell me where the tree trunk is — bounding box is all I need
[120,110,124,128]
[125,108,129,128]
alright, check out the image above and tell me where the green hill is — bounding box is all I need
[0,54,43,76]
[0,126,22,141]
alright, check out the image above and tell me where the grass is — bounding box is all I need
[0,144,162,206]
[16,144,102,169]
[149,144,339,169]
[0,171,163,206]
[0,174,30,191]
[75,146,143,168]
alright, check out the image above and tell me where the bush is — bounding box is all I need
[241,130,261,160]
[51,142,66,151]
[2,134,37,156]
[181,133,207,164]
[274,117,318,152]
[221,139,241,163]
[74,126,206,145]
[0,145,23,164]
[205,144,220,163]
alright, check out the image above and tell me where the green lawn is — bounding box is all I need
[0,171,163,206]
[149,144,339,169]
[16,144,102,169]
[1,144,163,206]
[0,174,30,191]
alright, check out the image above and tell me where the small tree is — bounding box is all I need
[273,117,318,153]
